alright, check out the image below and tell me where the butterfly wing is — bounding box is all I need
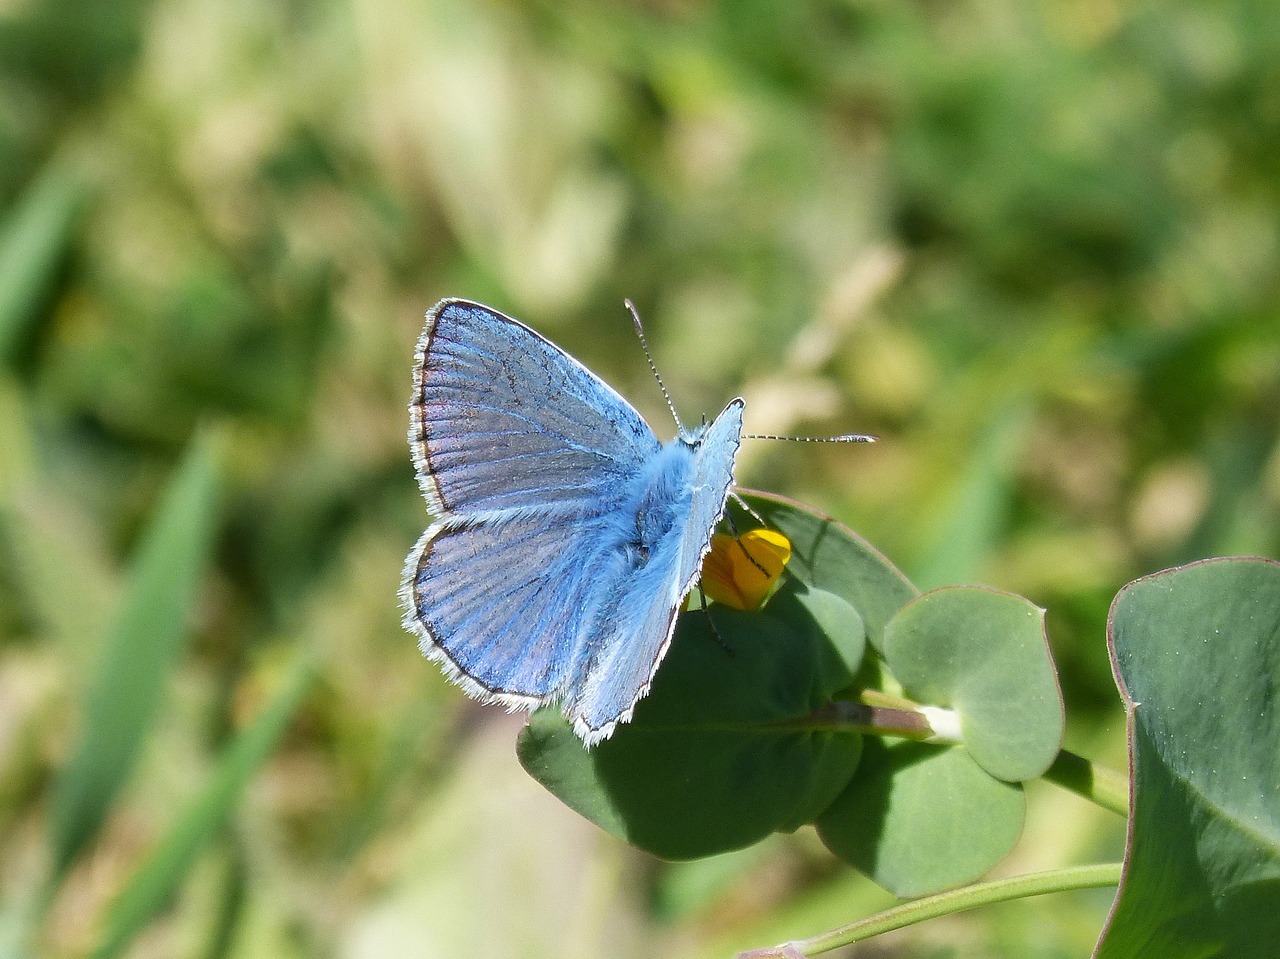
[566,400,744,744]
[678,400,748,585]
[402,512,613,708]
[411,299,660,517]
[405,298,662,708]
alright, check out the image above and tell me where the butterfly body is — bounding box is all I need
[402,299,743,745]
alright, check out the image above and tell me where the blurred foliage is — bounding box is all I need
[0,0,1277,956]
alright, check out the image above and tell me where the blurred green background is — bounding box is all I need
[1,0,1278,956]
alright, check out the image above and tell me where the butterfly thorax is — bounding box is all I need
[614,440,698,569]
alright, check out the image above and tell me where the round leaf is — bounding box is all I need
[518,581,863,859]
[883,586,1064,781]
[739,491,919,653]
[816,738,1025,898]
[789,581,866,680]
[1097,558,1280,959]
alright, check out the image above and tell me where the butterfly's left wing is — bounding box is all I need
[566,400,744,744]
[412,299,660,518]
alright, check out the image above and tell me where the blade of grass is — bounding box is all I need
[0,374,121,667]
[0,162,89,365]
[199,840,248,959]
[333,692,443,861]
[46,429,225,880]
[90,654,315,959]
[909,403,1031,590]
[0,376,35,499]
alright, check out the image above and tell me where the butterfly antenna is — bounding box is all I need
[625,299,686,434]
[744,432,878,443]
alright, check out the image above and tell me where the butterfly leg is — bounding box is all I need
[696,581,735,656]
[729,490,768,527]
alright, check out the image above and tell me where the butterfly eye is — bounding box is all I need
[701,528,792,611]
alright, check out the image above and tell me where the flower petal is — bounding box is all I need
[702,528,792,611]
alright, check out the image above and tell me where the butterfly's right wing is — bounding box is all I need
[566,400,744,744]
[402,511,612,708]
[411,299,661,518]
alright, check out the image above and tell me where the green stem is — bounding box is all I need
[735,863,1123,958]
[1042,749,1129,817]
[805,700,935,739]
[810,708,1130,816]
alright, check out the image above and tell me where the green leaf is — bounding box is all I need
[46,431,225,878]
[816,739,1025,898]
[739,491,919,653]
[789,584,866,683]
[882,586,1064,781]
[0,163,89,365]
[90,656,315,959]
[518,580,863,860]
[1096,558,1280,959]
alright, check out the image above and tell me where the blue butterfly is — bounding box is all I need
[401,298,743,746]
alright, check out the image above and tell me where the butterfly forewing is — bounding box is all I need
[412,300,660,517]
[679,401,745,589]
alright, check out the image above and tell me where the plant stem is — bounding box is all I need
[808,708,1130,816]
[735,862,1123,958]
[1042,749,1129,817]
[806,700,935,739]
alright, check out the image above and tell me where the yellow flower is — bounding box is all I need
[701,528,792,611]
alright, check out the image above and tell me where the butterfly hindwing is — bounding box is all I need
[403,511,614,708]
[412,299,661,518]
